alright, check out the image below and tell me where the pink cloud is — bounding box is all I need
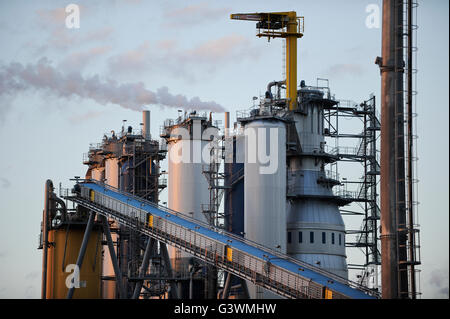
[164,2,230,27]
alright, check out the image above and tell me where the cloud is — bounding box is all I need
[108,34,260,79]
[68,111,104,125]
[429,268,449,298]
[35,7,113,51]
[0,177,11,188]
[35,7,66,27]
[107,42,152,75]
[48,27,114,51]
[325,63,365,77]
[59,45,112,72]
[164,2,230,27]
[180,34,258,66]
[25,272,40,280]
[24,285,36,299]
[0,58,225,112]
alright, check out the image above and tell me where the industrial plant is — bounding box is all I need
[39,2,421,300]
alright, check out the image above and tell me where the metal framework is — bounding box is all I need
[322,93,382,289]
[62,180,379,299]
[83,128,170,299]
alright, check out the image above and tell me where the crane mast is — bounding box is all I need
[230,11,304,110]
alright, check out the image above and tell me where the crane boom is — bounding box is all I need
[231,11,304,111]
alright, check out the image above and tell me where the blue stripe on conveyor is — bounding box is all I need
[82,182,374,299]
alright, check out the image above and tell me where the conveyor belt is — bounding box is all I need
[65,180,379,299]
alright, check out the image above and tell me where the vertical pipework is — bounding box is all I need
[379,0,408,299]
[143,110,151,140]
[41,180,53,299]
[286,12,298,110]
[407,0,416,299]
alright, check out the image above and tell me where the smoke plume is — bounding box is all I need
[0,58,225,112]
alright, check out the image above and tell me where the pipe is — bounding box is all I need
[102,215,125,299]
[266,80,285,100]
[132,237,155,299]
[189,271,194,299]
[67,211,96,299]
[143,110,151,140]
[406,0,416,299]
[224,112,230,138]
[41,179,53,299]
[239,278,250,299]
[379,0,408,299]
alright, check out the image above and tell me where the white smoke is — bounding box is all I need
[0,57,225,114]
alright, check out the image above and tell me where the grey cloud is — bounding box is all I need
[68,111,104,125]
[25,272,40,280]
[325,63,365,77]
[164,2,230,28]
[429,268,449,298]
[0,177,11,188]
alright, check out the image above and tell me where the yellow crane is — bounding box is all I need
[231,11,304,111]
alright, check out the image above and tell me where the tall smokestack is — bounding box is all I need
[378,0,408,299]
[143,110,151,140]
[224,112,230,137]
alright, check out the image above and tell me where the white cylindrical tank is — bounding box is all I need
[168,140,210,223]
[243,119,286,299]
[166,118,213,277]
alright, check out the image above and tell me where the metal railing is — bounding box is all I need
[65,179,379,298]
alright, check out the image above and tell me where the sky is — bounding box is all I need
[0,0,448,299]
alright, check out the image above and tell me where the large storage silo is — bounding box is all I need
[244,119,287,252]
[242,118,287,298]
[162,112,217,298]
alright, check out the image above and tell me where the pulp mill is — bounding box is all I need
[39,3,421,300]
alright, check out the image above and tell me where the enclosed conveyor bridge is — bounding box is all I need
[64,180,379,299]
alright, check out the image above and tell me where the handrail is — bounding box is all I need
[68,179,379,297]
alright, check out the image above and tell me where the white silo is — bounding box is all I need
[162,112,218,297]
[243,118,287,298]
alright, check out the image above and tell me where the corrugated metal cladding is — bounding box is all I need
[224,135,244,236]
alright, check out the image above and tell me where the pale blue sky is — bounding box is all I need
[0,0,448,298]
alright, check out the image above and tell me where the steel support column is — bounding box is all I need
[102,215,126,299]
[132,237,156,299]
[160,242,179,299]
[66,211,96,299]
[222,272,232,299]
